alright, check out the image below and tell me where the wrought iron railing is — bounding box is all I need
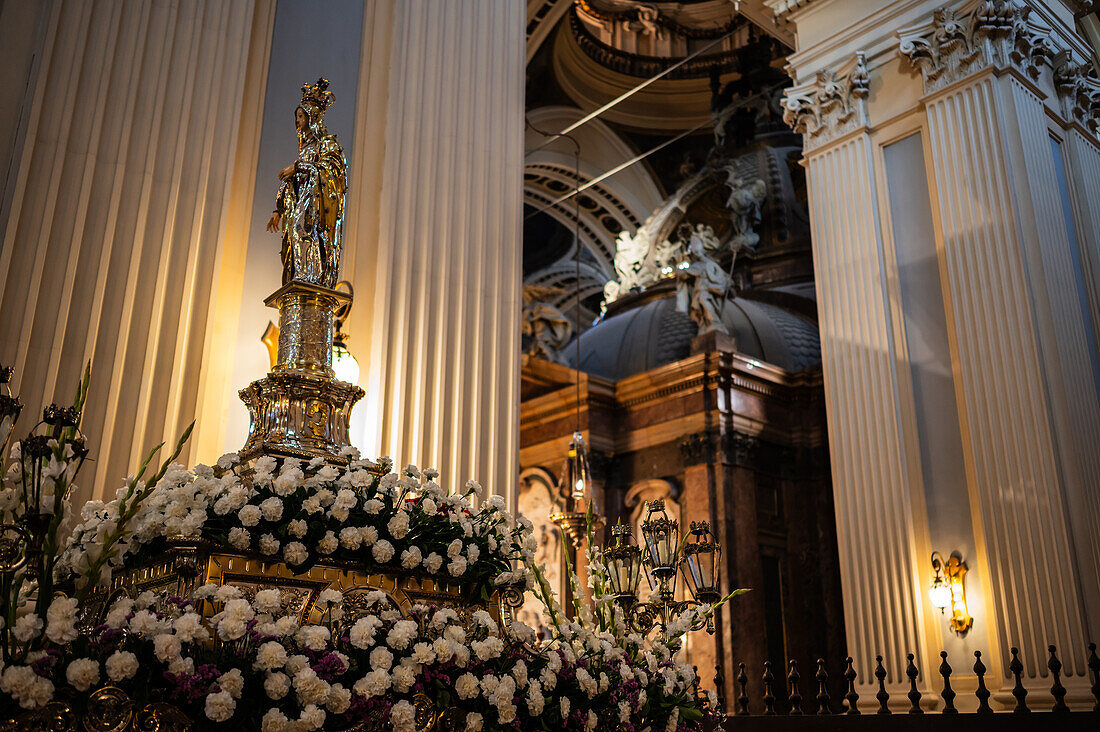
[712,643,1100,729]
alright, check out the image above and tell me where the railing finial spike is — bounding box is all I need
[905,653,923,715]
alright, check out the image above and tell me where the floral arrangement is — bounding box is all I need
[2,584,713,731]
[59,453,531,603]
[0,368,724,730]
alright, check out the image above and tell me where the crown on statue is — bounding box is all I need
[300,77,335,122]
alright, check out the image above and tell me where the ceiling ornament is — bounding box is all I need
[780,52,869,152]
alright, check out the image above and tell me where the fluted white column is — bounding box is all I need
[806,132,935,697]
[0,0,271,504]
[347,1,524,504]
[922,70,1099,681]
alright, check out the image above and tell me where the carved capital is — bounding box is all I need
[782,52,869,152]
[898,1,1056,93]
[680,430,719,466]
[1053,51,1100,133]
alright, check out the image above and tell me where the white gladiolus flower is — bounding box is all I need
[205,690,236,722]
[45,597,79,644]
[13,613,42,642]
[65,658,100,691]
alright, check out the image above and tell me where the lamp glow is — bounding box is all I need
[929,551,972,635]
[332,339,360,384]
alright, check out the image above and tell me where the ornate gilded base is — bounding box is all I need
[238,369,364,465]
[2,687,191,732]
[93,541,523,629]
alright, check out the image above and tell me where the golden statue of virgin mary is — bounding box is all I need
[266,78,347,288]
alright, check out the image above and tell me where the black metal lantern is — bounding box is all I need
[604,523,642,605]
[0,366,22,459]
[561,431,594,507]
[641,499,679,579]
[682,521,721,604]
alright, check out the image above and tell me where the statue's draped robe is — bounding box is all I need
[276,134,346,288]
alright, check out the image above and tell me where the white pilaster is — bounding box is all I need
[350,1,524,506]
[786,61,936,699]
[911,61,1100,685]
[0,0,268,504]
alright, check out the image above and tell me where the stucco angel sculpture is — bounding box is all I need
[266,78,348,288]
[676,230,732,336]
[522,285,574,363]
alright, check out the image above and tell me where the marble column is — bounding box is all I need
[0,0,273,504]
[345,1,524,505]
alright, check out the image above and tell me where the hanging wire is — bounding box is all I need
[525,117,584,435]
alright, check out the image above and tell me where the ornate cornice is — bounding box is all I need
[781,52,869,152]
[897,1,1056,93]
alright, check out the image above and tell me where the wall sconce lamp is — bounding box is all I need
[929,551,973,635]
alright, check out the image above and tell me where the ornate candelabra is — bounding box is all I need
[604,500,722,644]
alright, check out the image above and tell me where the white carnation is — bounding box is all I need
[260,496,284,521]
[283,541,308,565]
[105,650,139,681]
[237,504,262,526]
[372,539,394,563]
[65,658,100,691]
[205,689,235,722]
